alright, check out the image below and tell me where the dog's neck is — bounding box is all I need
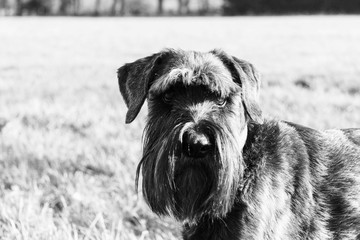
[240,120,270,200]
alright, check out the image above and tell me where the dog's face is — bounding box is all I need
[118,49,263,224]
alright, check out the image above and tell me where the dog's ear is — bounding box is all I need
[118,52,165,124]
[232,56,263,124]
[211,49,263,124]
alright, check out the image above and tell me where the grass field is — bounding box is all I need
[0,16,360,240]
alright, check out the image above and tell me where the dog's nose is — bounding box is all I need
[182,130,212,158]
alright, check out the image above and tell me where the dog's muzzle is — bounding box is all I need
[182,128,213,158]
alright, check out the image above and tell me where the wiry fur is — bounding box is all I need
[117,49,360,239]
[149,50,238,98]
[138,86,247,225]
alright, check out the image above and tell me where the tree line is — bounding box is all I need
[1,0,359,16]
[0,0,216,16]
[223,0,360,14]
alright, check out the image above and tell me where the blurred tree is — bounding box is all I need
[223,0,360,14]
[322,0,360,13]
[0,0,7,9]
[15,0,49,15]
[94,0,101,16]
[198,0,209,15]
[30,0,49,15]
[128,0,150,15]
[178,0,190,15]
[111,0,126,16]
[15,0,23,15]
[73,0,80,15]
[158,0,163,15]
[0,0,9,15]
[59,0,71,15]
[223,0,260,14]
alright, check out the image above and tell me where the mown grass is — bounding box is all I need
[0,16,360,240]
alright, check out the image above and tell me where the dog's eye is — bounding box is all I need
[162,92,174,104]
[216,98,227,107]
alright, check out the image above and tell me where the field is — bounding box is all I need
[0,16,360,240]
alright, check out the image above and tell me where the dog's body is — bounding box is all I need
[183,120,360,239]
[117,49,360,239]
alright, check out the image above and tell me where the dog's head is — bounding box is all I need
[118,49,262,224]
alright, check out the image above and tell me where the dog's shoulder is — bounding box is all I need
[281,121,321,138]
[267,120,323,148]
[264,120,330,166]
[246,119,322,163]
[247,119,320,148]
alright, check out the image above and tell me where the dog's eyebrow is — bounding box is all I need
[149,67,240,97]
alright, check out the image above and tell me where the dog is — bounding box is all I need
[117,49,360,239]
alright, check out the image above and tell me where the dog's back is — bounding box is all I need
[323,128,360,238]
[287,122,360,239]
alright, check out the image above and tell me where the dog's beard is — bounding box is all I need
[136,119,244,224]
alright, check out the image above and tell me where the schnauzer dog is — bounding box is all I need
[117,49,360,239]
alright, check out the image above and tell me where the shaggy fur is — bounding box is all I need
[117,49,360,239]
